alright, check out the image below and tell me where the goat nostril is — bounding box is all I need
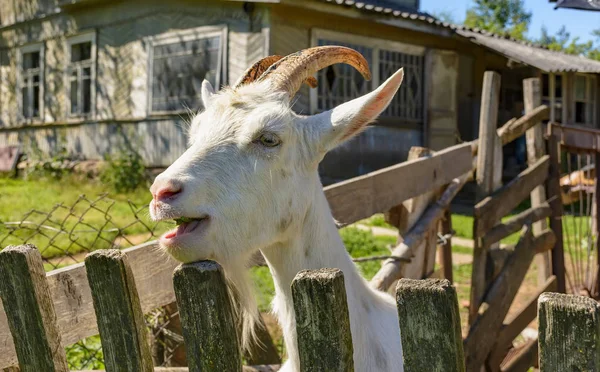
[154,185,183,201]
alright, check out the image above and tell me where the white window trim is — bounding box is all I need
[17,42,44,123]
[146,25,228,116]
[65,31,97,118]
[309,28,425,114]
[574,73,597,126]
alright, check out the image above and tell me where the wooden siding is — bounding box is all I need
[0,1,268,165]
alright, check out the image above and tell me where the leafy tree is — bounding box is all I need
[538,25,600,61]
[464,0,532,40]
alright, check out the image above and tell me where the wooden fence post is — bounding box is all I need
[85,249,154,372]
[292,268,354,372]
[0,245,68,372]
[396,278,465,372]
[538,292,600,371]
[470,71,502,324]
[545,135,567,293]
[173,261,241,372]
[523,77,551,285]
[438,210,454,282]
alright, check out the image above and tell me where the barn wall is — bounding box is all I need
[0,0,269,165]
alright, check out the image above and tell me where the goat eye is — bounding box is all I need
[257,133,281,148]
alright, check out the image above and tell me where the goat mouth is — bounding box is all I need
[162,216,210,241]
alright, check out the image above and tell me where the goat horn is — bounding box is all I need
[257,46,371,99]
[235,55,318,88]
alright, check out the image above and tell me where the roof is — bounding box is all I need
[456,28,600,73]
[319,0,600,74]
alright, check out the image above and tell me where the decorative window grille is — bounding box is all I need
[67,33,96,117]
[149,26,226,113]
[19,45,43,120]
[574,74,597,127]
[313,33,425,128]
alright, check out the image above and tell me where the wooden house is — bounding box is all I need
[0,0,599,184]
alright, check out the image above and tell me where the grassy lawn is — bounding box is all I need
[0,176,170,259]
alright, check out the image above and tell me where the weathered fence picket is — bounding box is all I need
[292,268,354,372]
[173,261,242,372]
[538,292,600,371]
[85,249,154,372]
[0,245,68,372]
[396,278,465,372]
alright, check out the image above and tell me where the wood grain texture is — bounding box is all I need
[324,142,472,225]
[396,279,465,372]
[292,269,353,372]
[0,245,68,372]
[545,135,567,293]
[173,261,241,372]
[470,71,502,326]
[474,155,550,237]
[495,105,549,147]
[85,249,153,372]
[538,292,600,372]
[487,275,557,370]
[481,203,552,248]
[464,226,536,372]
[0,241,178,369]
[370,173,470,291]
[523,78,551,285]
[501,338,537,372]
[438,210,454,282]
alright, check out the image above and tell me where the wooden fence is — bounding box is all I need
[0,72,570,371]
[0,245,595,371]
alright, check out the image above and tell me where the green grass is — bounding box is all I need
[250,227,396,313]
[358,214,395,229]
[0,176,170,259]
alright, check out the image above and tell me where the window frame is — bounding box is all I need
[146,25,228,116]
[309,29,425,129]
[574,73,597,127]
[17,42,44,123]
[65,31,97,119]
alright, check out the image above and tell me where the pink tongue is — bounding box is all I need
[176,220,201,236]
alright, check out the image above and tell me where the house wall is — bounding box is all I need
[269,3,479,182]
[0,0,269,166]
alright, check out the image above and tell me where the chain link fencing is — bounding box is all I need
[0,193,187,369]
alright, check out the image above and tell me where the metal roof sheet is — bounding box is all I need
[319,0,600,74]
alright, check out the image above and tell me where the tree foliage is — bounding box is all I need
[462,0,600,61]
[464,0,532,40]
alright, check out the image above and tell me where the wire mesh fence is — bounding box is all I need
[0,193,186,369]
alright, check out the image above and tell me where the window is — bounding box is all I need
[541,73,563,122]
[18,43,44,121]
[311,30,425,128]
[575,74,597,126]
[149,26,227,113]
[67,32,96,117]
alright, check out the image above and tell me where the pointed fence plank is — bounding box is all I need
[396,279,465,372]
[538,292,600,372]
[173,261,242,372]
[85,249,153,372]
[292,268,354,372]
[0,245,68,372]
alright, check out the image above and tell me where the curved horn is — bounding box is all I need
[257,46,371,99]
[235,55,318,88]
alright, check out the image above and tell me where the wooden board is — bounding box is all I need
[324,142,472,225]
[474,156,550,237]
[0,241,179,369]
[0,146,20,173]
[549,123,600,153]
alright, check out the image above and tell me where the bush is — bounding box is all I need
[23,147,77,180]
[100,149,147,193]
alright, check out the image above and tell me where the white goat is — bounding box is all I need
[149,46,405,372]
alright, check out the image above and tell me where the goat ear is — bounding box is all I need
[312,68,403,152]
[201,80,215,108]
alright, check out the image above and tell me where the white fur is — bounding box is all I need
[150,69,405,371]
